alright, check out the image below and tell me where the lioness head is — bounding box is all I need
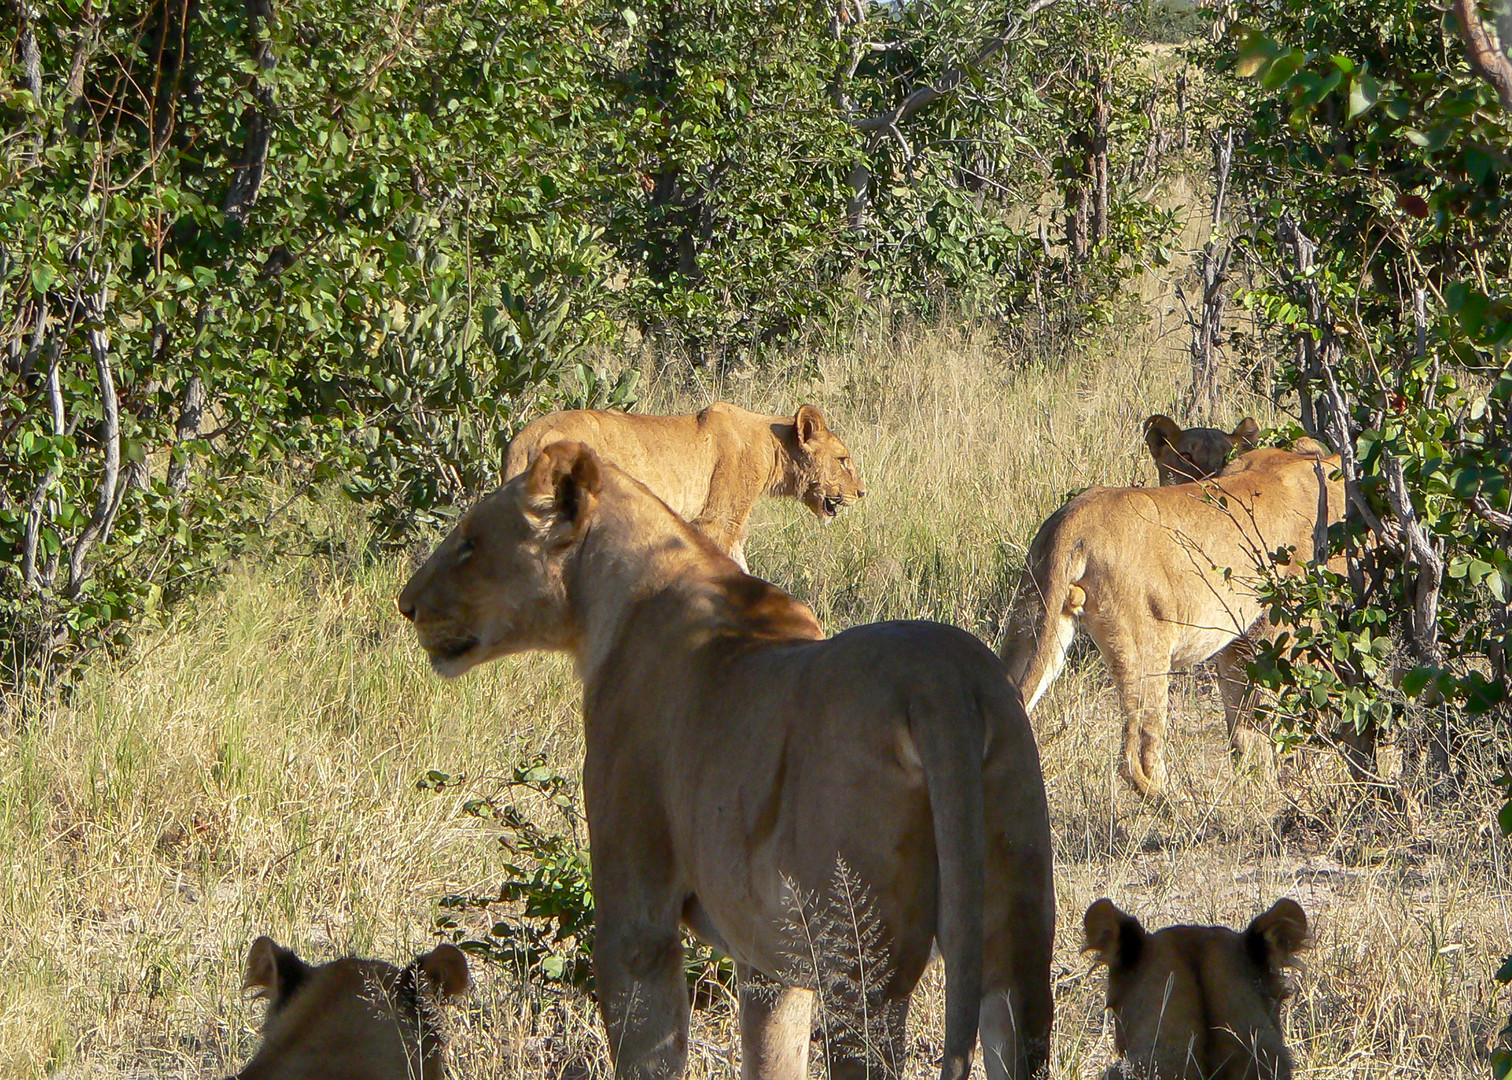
[1144,415,1260,485]
[398,442,603,677]
[790,404,865,520]
[232,937,470,1080]
[1084,898,1308,1080]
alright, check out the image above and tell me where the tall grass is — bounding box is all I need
[2,298,1506,1078]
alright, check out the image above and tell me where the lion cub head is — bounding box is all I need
[790,404,865,520]
[1084,898,1308,1080]
[232,937,470,1080]
[1144,415,1260,485]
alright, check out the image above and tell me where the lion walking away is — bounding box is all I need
[400,441,1053,1080]
[1002,445,1343,795]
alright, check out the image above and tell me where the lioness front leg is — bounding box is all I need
[1215,632,1273,779]
[594,920,691,1079]
[737,964,811,1080]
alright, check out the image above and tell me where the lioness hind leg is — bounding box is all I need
[1215,634,1275,780]
[824,995,909,1080]
[982,716,1054,1080]
[594,924,691,1079]
[1108,657,1171,796]
[737,964,811,1080]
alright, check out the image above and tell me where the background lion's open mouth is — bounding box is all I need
[822,495,843,517]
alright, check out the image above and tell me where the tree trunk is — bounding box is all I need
[223,0,276,226]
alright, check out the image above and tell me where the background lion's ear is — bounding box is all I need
[794,404,827,446]
[1245,898,1308,973]
[1084,898,1144,970]
[1142,414,1181,458]
[522,441,602,544]
[1232,417,1261,450]
[415,943,470,1000]
[243,936,309,1006]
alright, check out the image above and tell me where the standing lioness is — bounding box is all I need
[400,443,1053,1080]
[504,402,865,569]
[1003,446,1343,794]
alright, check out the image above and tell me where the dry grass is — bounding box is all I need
[2,286,1508,1079]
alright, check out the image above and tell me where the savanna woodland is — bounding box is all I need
[3,0,1512,1073]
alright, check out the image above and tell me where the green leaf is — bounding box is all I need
[1347,73,1380,119]
[31,263,57,294]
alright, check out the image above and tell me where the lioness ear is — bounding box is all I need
[1083,899,1145,970]
[1245,898,1309,973]
[794,404,827,446]
[1231,417,1261,450]
[243,936,310,1007]
[522,441,602,545]
[1143,415,1182,458]
[415,943,471,1000]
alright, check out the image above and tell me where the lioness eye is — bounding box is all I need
[456,537,475,559]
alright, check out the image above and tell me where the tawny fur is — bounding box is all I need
[230,937,469,1080]
[1002,446,1343,794]
[1084,898,1308,1080]
[503,402,864,569]
[399,443,1053,1080]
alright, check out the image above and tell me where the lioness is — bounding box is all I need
[1144,414,1260,485]
[399,442,1053,1080]
[1083,898,1308,1079]
[230,936,470,1080]
[1002,446,1342,794]
[503,402,865,570]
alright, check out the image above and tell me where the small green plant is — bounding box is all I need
[420,759,733,999]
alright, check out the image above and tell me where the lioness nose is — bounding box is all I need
[397,595,416,622]
[857,487,867,498]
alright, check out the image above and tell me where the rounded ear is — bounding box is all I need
[1232,417,1261,449]
[522,441,602,544]
[416,943,471,1000]
[1245,897,1309,972]
[1245,889,1306,974]
[1143,414,1182,457]
[243,936,309,1005]
[794,404,827,446]
[1083,898,1145,970]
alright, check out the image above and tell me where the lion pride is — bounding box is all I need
[1083,898,1308,1079]
[1002,446,1343,794]
[504,402,864,569]
[399,442,1053,1080]
[229,937,470,1080]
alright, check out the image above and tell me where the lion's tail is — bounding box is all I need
[1001,510,1087,712]
[911,682,986,1080]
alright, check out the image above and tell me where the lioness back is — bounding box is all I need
[505,409,713,519]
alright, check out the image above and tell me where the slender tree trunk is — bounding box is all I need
[224,0,276,225]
